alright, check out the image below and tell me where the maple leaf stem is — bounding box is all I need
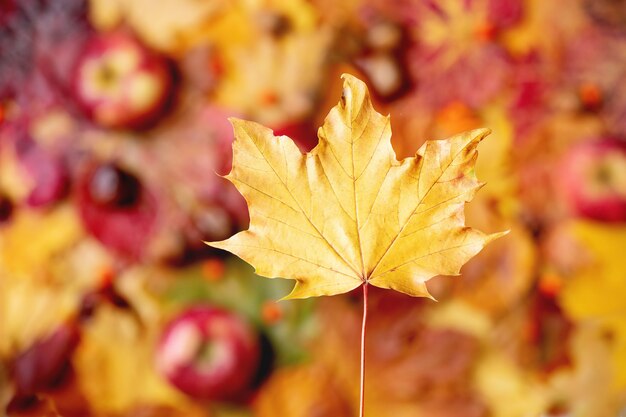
[359,282,368,417]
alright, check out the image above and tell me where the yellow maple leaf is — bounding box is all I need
[208,74,506,300]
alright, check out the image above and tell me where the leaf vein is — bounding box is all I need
[317,154,356,221]
[321,126,353,179]
[355,118,390,181]
[257,212,322,239]
[359,164,392,231]
[370,240,479,279]
[231,178,298,213]
[224,244,358,279]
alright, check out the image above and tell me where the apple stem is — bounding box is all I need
[359,282,368,417]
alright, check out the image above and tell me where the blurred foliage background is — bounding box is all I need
[1,0,626,416]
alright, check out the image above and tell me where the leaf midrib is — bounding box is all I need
[349,102,367,280]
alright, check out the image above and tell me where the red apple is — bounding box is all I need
[560,139,626,222]
[156,306,260,402]
[75,161,158,260]
[72,31,174,129]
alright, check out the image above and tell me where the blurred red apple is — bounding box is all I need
[72,31,174,129]
[156,306,260,402]
[75,161,158,260]
[560,139,626,222]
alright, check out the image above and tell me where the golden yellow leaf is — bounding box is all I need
[208,74,506,299]
[0,204,83,278]
[557,221,626,389]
